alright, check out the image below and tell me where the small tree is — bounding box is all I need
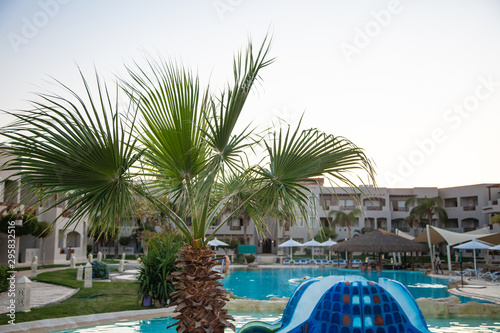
[329,207,363,239]
[314,226,338,243]
[34,221,53,265]
[0,214,38,263]
[492,215,500,224]
[405,196,447,233]
[137,231,185,306]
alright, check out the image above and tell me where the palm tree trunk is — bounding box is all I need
[169,242,234,333]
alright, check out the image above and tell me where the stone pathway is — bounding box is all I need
[0,267,78,315]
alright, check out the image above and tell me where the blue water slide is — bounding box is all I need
[238,275,431,333]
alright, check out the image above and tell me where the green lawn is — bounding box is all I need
[0,269,144,325]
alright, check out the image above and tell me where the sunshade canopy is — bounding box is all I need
[414,225,500,246]
[207,237,229,247]
[490,244,500,251]
[278,238,303,247]
[453,238,492,250]
[330,229,428,253]
[302,240,324,247]
[320,238,338,246]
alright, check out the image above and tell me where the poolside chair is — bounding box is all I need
[300,259,308,265]
[352,259,362,268]
[477,271,492,280]
[491,272,500,282]
[332,259,339,265]
[294,259,302,265]
[320,259,329,265]
[283,259,291,265]
[339,259,347,267]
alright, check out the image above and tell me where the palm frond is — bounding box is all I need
[0,70,139,230]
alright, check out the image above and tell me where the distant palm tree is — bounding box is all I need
[404,212,421,238]
[0,38,375,332]
[329,207,363,239]
[405,196,447,235]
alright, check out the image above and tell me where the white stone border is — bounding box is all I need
[0,307,176,333]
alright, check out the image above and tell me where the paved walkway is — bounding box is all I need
[439,273,500,304]
[0,267,78,315]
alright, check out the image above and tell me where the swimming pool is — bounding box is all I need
[57,314,500,332]
[222,267,484,303]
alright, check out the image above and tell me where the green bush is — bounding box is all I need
[245,254,256,264]
[91,261,110,279]
[0,266,10,293]
[137,232,185,307]
[234,254,245,264]
[86,244,93,256]
[119,236,131,246]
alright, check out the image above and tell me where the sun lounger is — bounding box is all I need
[491,272,500,282]
[283,259,291,265]
[352,259,362,268]
[294,259,302,265]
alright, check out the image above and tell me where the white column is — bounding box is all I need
[88,253,93,263]
[30,260,38,279]
[427,225,435,272]
[76,264,83,281]
[119,259,124,273]
[70,255,76,269]
[97,251,102,261]
[122,252,126,261]
[84,262,92,288]
[447,245,452,275]
[16,276,31,312]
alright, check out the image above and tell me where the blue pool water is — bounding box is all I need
[222,267,485,303]
[58,315,500,332]
[56,268,500,332]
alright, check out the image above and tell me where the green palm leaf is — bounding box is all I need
[0,70,140,230]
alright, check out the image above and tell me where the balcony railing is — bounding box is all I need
[365,206,382,211]
[392,207,407,212]
[230,226,241,231]
[340,206,355,211]
[463,206,476,211]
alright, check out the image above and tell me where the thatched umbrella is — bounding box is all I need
[330,229,428,267]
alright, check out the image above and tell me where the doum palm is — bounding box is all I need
[0,37,375,332]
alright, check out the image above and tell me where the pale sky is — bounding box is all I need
[1,0,499,189]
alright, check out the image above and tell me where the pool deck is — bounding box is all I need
[1,265,499,332]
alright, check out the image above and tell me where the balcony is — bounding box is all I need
[366,206,382,211]
[392,207,407,212]
[463,206,476,211]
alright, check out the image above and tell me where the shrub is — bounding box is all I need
[0,266,10,293]
[233,254,245,264]
[245,254,256,264]
[86,244,93,256]
[119,236,131,246]
[136,232,185,306]
[91,261,110,279]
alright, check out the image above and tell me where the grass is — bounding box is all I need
[0,269,143,325]
[13,264,70,271]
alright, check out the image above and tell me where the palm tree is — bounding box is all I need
[404,212,421,238]
[0,38,375,332]
[329,206,363,239]
[405,196,448,235]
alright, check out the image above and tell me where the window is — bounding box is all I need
[444,198,458,208]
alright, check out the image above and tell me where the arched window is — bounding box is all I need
[67,231,81,247]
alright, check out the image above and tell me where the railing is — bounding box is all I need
[230,226,241,231]
[365,206,382,211]
[392,207,407,212]
[463,206,476,211]
[340,206,355,211]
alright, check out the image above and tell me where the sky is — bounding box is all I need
[0,0,499,189]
